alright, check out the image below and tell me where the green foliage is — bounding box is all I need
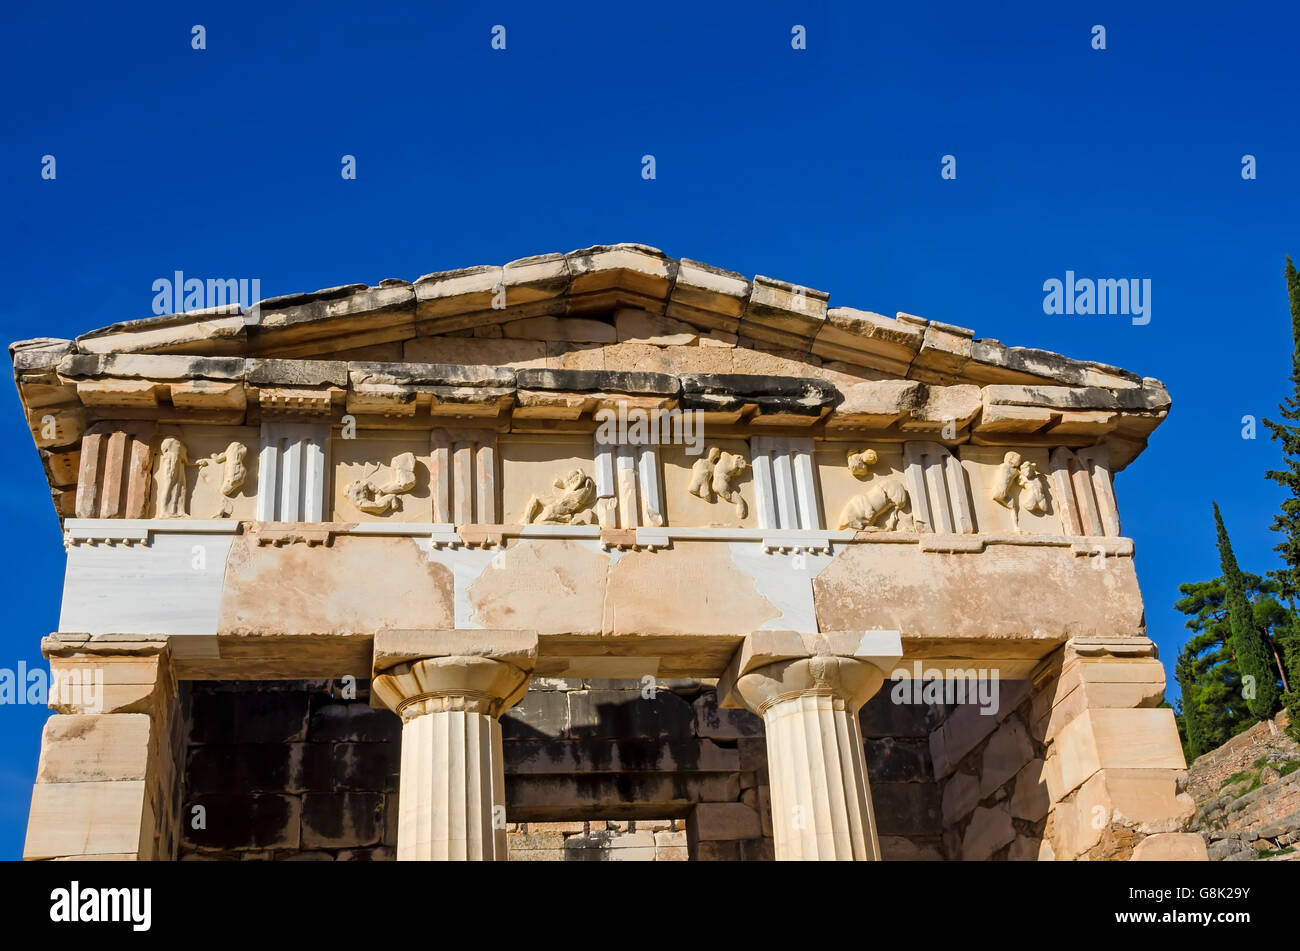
[1261,256,1300,736]
[1214,503,1282,719]
[1173,567,1288,753]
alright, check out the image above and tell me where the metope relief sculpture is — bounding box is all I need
[522,469,599,525]
[687,447,749,519]
[837,449,913,531]
[990,451,1051,533]
[196,441,249,518]
[156,437,191,518]
[344,451,417,516]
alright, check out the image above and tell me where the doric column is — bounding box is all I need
[25,636,181,861]
[718,630,901,861]
[370,630,536,861]
[1034,636,1206,861]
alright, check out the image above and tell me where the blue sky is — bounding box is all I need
[1,1,1297,857]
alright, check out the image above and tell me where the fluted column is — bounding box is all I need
[371,632,536,861]
[719,631,901,862]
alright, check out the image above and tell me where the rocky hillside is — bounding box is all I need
[1185,712,1300,861]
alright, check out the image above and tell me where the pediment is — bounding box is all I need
[9,244,1171,521]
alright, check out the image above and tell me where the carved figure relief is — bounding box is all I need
[837,448,913,531]
[1017,461,1050,517]
[991,450,1050,532]
[157,437,191,518]
[344,451,418,516]
[687,447,749,519]
[196,440,248,518]
[522,469,599,525]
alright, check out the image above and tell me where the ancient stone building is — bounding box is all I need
[11,244,1205,861]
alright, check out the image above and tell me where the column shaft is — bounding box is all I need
[764,693,879,860]
[398,708,506,860]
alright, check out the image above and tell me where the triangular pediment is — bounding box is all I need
[9,244,1172,521]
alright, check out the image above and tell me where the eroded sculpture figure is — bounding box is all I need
[1017,460,1050,517]
[345,451,418,516]
[838,448,912,531]
[523,469,599,525]
[197,441,248,517]
[991,451,1023,508]
[688,447,748,519]
[157,437,191,518]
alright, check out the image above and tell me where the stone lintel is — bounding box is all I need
[370,629,539,681]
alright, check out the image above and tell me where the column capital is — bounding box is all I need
[734,654,885,715]
[717,629,902,714]
[373,654,532,720]
[370,629,538,721]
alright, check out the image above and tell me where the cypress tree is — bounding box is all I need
[1262,257,1300,599]
[1214,502,1280,719]
[1176,652,1207,760]
[1259,255,1300,735]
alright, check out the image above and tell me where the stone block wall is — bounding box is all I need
[179,680,400,860]
[176,676,948,860]
[507,820,688,860]
[930,680,1048,860]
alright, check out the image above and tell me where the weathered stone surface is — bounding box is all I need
[515,367,679,395]
[219,535,455,637]
[300,793,383,849]
[246,358,348,387]
[504,316,617,343]
[942,771,981,826]
[679,373,839,415]
[1131,832,1209,861]
[349,361,515,388]
[1009,758,1050,821]
[184,794,302,852]
[980,716,1035,796]
[191,692,308,744]
[60,353,246,381]
[961,805,1015,861]
[688,802,762,841]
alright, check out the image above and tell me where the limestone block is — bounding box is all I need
[666,258,750,332]
[182,794,302,853]
[47,654,173,716]
[738,275,828,350]
[503,316,617,343]
[1130,832,1208,861]
[979,716,1035,796]
[36,714,153,783]
[1040,660,1166,742]
[960,805,1015,861]
[689,803,762,841]
[1049,708,1186,800]
[974,403,1055,434]
[302,793,385,849]
[812,308,924,376]
[878,836,945,860]
[1008,836,1041,861]
[615,309,698,346]
[942,771,981,826]
[25,780,152,859]
[872,782,942,837]
[1009,758,1049,821]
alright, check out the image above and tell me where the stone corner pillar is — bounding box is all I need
[1036,635,1206,862]
[370,629,538,861]
[24,635,180,862]
[717,630,902,861]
